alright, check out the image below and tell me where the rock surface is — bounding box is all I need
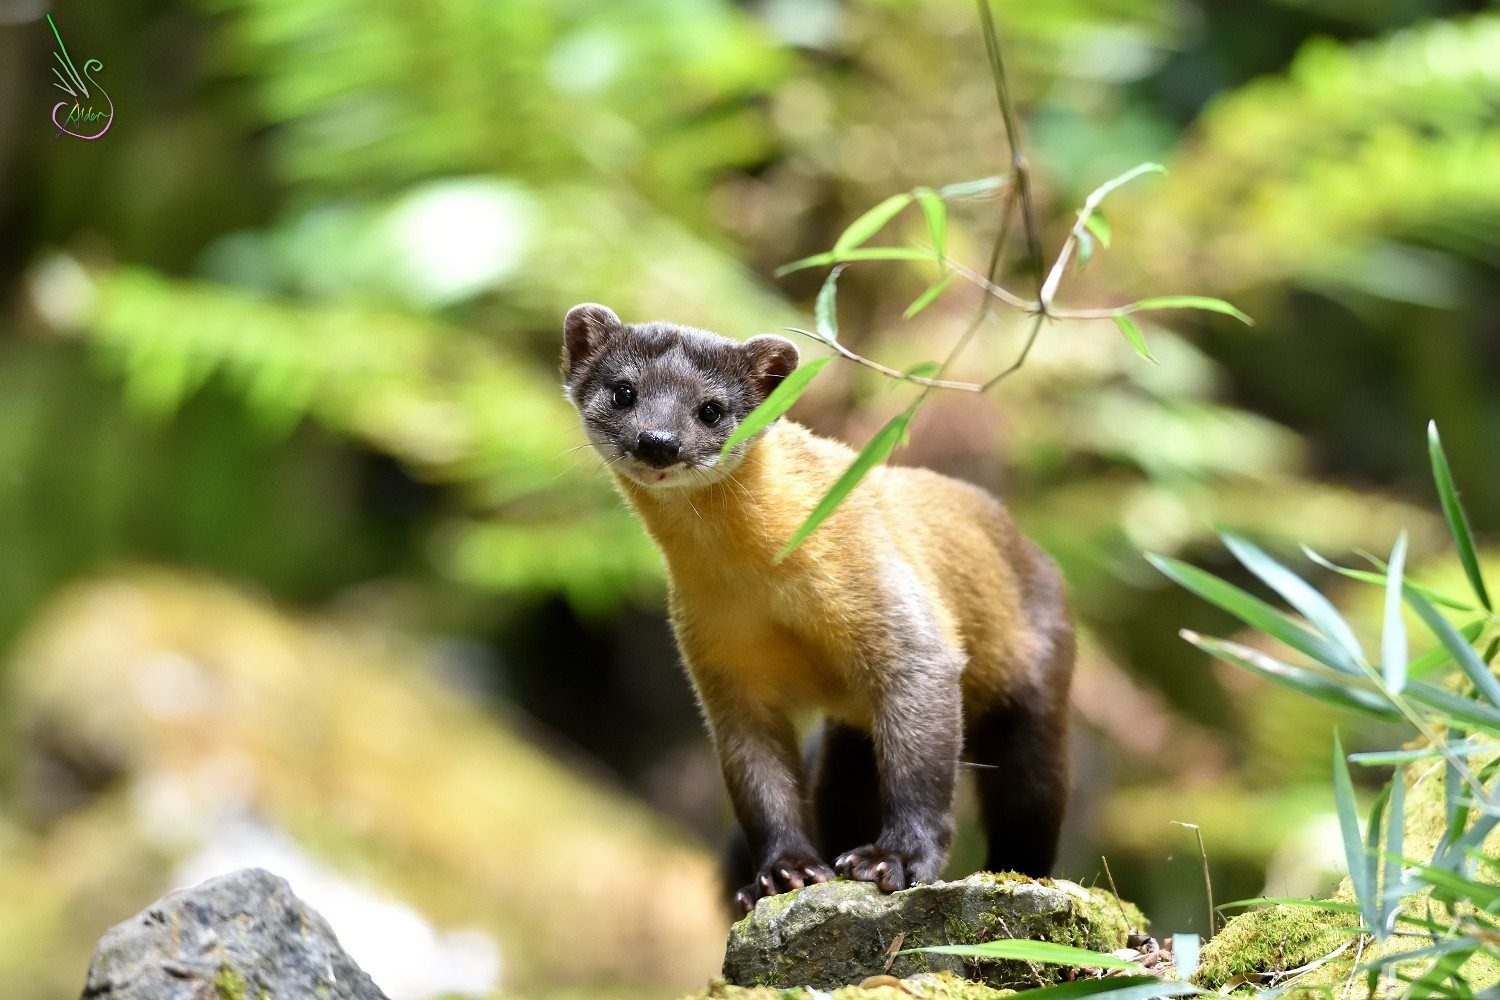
[722,873,1142,991]
[79,868,389,1000]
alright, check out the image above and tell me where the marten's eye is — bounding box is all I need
[612,383,636,408]
[698,401,724,426]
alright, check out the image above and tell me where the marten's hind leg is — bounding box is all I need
[967,690,1070,878]
[808,720,882,861]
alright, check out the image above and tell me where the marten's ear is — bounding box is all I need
[563,304,622,381]
[742,335,800,403]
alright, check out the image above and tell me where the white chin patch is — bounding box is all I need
[619,457,731,491]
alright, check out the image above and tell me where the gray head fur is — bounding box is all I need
[562,304,798,490]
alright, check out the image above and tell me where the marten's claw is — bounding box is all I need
[835,844,938,893]
[734,854,834,913]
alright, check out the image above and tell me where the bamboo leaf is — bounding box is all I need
[775,246,939,277]
[1406,590,1500,707]
[938,175,1009,199]
[914,187,947,260]
[1084,211,1112,248]
[1149,554,1363,674]
[720,358,832,460]
[1382,770,1405,934]
[1113,314,1155,364]
[832,192,915,254]
[906,939,1141,970]
[777,406,914,561]
[1408,682,1500,736]
[904,272,955,319]
[1429,421,1492,611]
[1223,533,1367,670]
[1182,632,1397,718]
[903,975,1197,1000]
[1302,546,1477,613]
[1124,296,1253,325]
[1383,533,1409,694]
[815,266,843,342]
[1333,731,1379,930]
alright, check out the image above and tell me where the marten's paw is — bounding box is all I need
[834,843,941,893]
[733,853,835,914]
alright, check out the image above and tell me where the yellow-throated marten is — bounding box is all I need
[562,303,1075,913]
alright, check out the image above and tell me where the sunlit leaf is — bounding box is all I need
[906,939,1141,970]
[1333,731,1379,930]
[1428,421,1491,611]
[1406,590,1500,707]
[1112,314,1155,363]
[902,361,942,380]
[1218,897,1360,915]
[777,405,914,561]
[1223,533,1367,670]
[775,247,939,277]
[720,357,832,460]
[1302,546,1477,613]
[1383,532,1409,694]
[1182,632,1397,718]
[904,272,955,318]
[815,266,843,342]
[1084,211,1112,248]
[832,192,915,254]
[914,187,946,260]
[1149,554,1362,674]
[1124,296,1253,325]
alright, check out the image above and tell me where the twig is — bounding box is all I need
[1100,856,1135,931]
[1171,821,1217,939]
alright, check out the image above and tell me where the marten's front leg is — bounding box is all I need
[696,672,834,913]
[835,629,962,892]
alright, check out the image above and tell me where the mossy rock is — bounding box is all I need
[721,873,1142,991]
[1193,903,1347,989]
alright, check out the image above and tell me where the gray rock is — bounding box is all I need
[79,868,389,1000]
[721,872,1142,991]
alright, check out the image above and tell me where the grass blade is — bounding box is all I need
[1149,554,1363,674]
[1428,421,1491,611]
[719,357,832,460]
[775,246,939,276]
[1382,770,1405,934]
[904,272,955,319]
[1302,546,1477,613]
[1124,295,1253,325]
[1407,682,1500,736]
[906,940,1140,970]
[1223,533,1367,670]
[1113,315,1154,363]
[1406,590,1500,707]
[1333,731,1378,930]
[1383,533,1409,694]
[832,192,915,253]
[777,405,914,561]
[1182,632,1397,718]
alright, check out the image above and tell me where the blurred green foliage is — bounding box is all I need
[1,0,1497,946]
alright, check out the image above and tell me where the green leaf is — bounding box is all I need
[1148,554,1363,674]
[938,175,1009,199]
[1223,533,1367,671]
[1077,228,1095,269]
[903,272,955,319]
[1333,731,1379,930]
[1084,211,1112,248]
[914,187,947,260]
[1182,632,1397,719]
[1429,421,1492,611]
[1409,862,1500,910]
[1124,296,1253,326]
[832,192,915,254]
[903,362,942,380]
[1112,314,1155,364]
[815,266,843,343]
[910,976,1197,1000]
[777,406,914,561]
[1383,533,1409,694]
[1406,590,1500,707]
[774,247,939,277]
[906,939,1141,970]
[1407,682,1500,736]
[1217,897,1360,915]
[719,357,832,460]
[1382,770,1405,934]
[1302,546,1477,613]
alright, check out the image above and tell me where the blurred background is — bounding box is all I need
[0,0,1497,997]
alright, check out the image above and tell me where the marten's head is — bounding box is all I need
[562,304,798,490]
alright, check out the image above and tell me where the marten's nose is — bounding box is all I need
[636,430,682,468]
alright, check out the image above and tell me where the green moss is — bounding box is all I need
[212,968,248,1000]
[1194,905,1349,988]
[679,972,1014,999]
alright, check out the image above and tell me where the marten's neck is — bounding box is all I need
[615,429,785,567]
